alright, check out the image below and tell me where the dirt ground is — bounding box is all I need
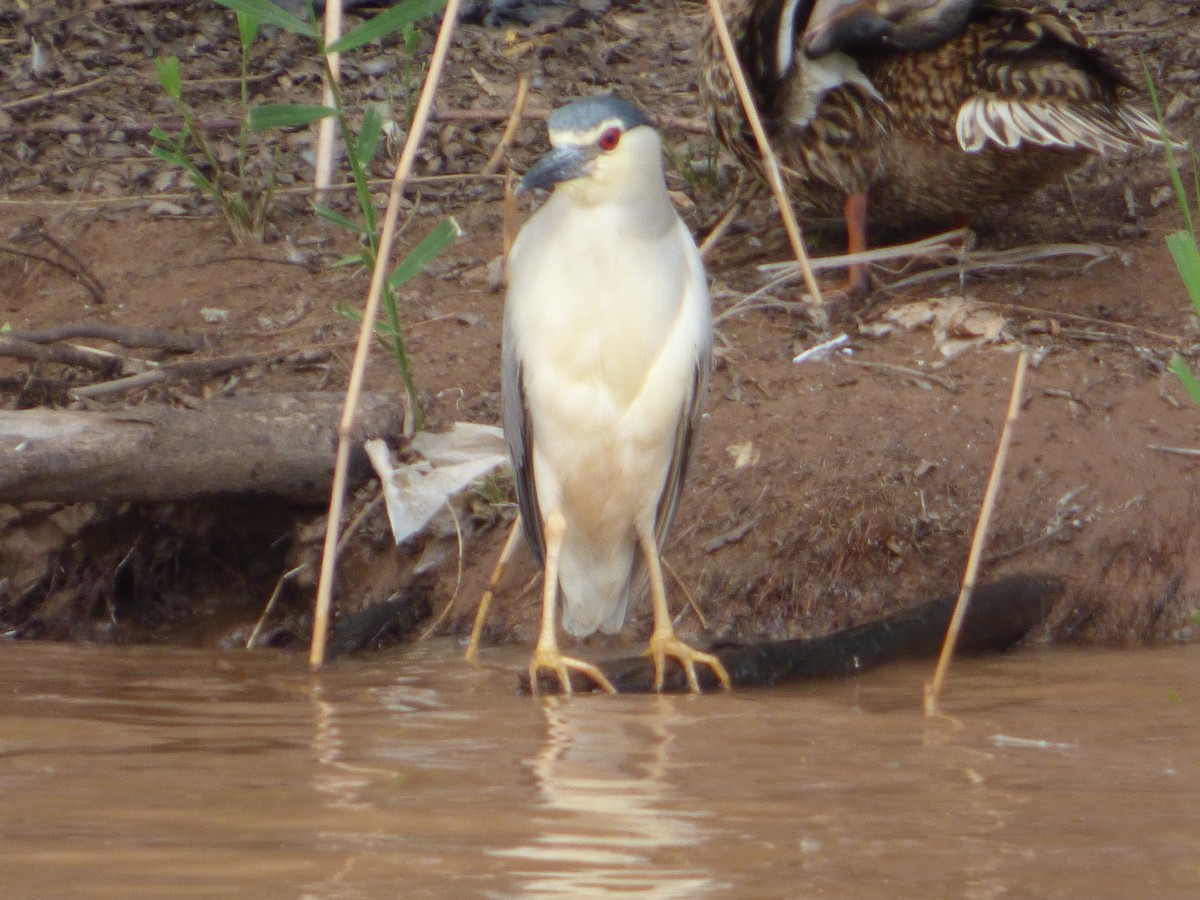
[2,0,1199,656]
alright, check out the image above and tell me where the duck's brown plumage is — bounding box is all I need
[698,0,1165,286]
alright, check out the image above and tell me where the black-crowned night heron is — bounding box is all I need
[697,0,1166,293]
[476,95,730,695]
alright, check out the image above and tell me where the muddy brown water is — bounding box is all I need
[1,640,1196,897]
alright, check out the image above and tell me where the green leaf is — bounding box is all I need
[312,203,369,234]
[1166,231,1200,314]
[1168,354,1200,408]
[326,0,445,54]
[248,103,336,130]
[155,56,181,101]
[354,103,386,168]
[148,144,186,166]
[336,303,401,341]
[332,254,367,269]
[387,217,460,290]
[212,0,317,37]
[236,11,260,48]
[148,126,182,153]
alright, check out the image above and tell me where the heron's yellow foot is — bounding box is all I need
[528,645,617,696]
[646,632,732,693]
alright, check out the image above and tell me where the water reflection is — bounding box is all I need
[496,696,719,898]
[310,681,398,812]
[1,643,1196,897]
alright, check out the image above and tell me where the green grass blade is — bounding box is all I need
[312,203,369,234]
[1143,60,1194,237]
[1168,355,1200,407]
[326,0,446,54]
[155,56,182,101]
[354,103,386,168]
[387,218,460,290]
[212,0,318,37]
[148,144,186,166]
[334,302,400,340]
[1166,231,1200,314]
[249,103,336,130]
[236,11,260,48]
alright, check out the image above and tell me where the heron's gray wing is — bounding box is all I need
[502,341,545,568]
[654,353,711,545]
[625,351,709,607]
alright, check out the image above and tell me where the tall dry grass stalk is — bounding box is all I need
[925,350,1029,714]
[705,0,823,304]
[314,0,342,198]
[309,0,465,671]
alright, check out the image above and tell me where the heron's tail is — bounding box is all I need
[557,539,638,638]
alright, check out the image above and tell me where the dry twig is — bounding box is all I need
[481,74,530,176]
[68,352,271,399]
[0,243,106,305]
[842,358,959,393]
[925,350,1029,715]
[248,564,308,649]
[705,0,823,305]
[1148,444,1200,459]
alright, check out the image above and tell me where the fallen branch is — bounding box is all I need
[0,76,113,113]
[0,116,242,139]
[0,335,124,372]
[68,352,269,398]
[0,392,404,504]
[6,322,205,352]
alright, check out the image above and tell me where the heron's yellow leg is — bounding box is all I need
[465,516,523,663]
[640,531,731,693]
[529,511,617,696]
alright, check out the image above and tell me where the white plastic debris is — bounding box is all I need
[366,422,509,545]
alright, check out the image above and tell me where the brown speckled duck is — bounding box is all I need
[698,0,1167,293]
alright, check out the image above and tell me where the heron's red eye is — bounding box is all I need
[598,127,621,151]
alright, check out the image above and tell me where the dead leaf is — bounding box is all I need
[726,441,759,470]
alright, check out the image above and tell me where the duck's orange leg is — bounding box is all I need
[839,191,872,296]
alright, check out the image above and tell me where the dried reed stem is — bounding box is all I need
[314,0,343,198]
[924,350,1029,714]
[705,0,823,304]
[502,169,518,261]
[309,0,465,671]
[482,74,530,176]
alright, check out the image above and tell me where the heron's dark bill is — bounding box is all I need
[517,144,594,195]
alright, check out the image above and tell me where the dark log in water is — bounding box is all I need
[326,583,434,661]
[524,573,1063,694]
